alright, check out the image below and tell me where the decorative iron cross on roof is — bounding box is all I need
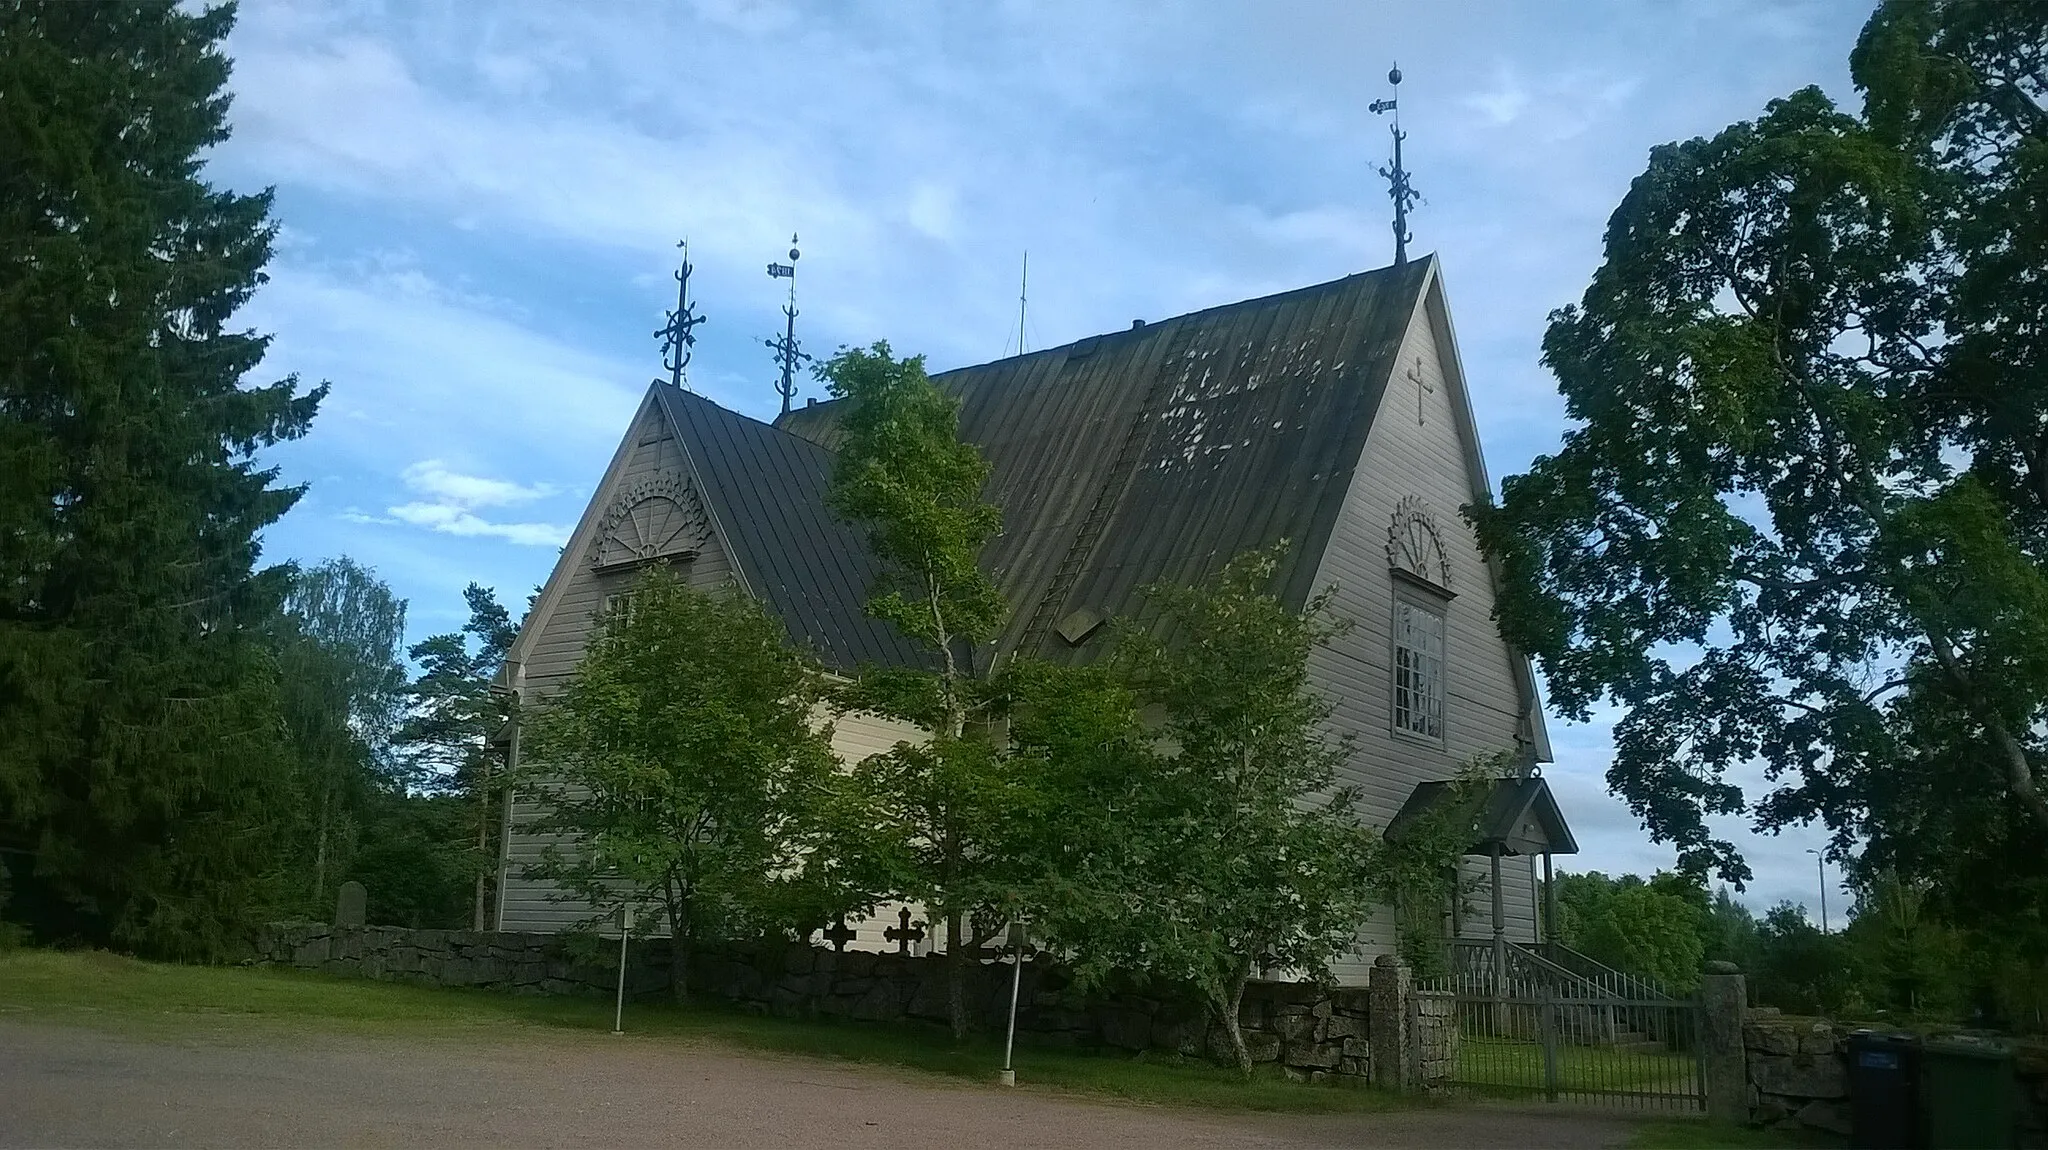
[656,239,707,389]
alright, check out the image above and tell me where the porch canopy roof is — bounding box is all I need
[1384,776,1579,858]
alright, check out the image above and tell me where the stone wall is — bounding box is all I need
[1743,1013,1853,1135]
[1745,1010,2048,1145]
[254,923,1396,1085]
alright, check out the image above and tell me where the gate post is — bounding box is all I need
[1700,960,1747,1122]
[1539,983,1560,1102]
[1370,954,1414,1092]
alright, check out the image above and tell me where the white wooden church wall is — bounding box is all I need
[496,397,934,944]
[498,404,736,933]
[1307,283,1542,984]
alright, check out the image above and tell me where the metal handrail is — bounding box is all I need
[1536,940,1677,1003]
[1443,939,1676,1004]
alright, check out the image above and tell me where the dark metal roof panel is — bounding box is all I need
[774,261,1431,665]
[1385,777,1579,857]
[656,385,928,674]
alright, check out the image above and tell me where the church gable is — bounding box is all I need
[508,389,737,697]
[1308,264,1551,974]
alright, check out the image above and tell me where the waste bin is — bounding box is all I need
[1920,1035,2014,1150]
[1848,1029,1921,1150]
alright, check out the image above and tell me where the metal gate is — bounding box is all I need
[1418,942,1706,1112]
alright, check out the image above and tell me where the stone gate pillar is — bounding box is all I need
[1369,954,1414,1092]
[1701,960,1748,1123]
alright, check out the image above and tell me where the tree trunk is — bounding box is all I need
[670,888,692,1005]
[946,910,968,1040]
[670,934,690,1006]
[313,775,333,907]
[472,756,492,931]
[1218,971,1253,1076]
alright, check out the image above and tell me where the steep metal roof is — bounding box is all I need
[778,258,1434,665]
[655,385,930,675]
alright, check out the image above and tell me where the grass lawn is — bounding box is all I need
[1456,1035,1699,1095]
[0,948,1409,1115]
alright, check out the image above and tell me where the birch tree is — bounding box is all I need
[822,342,1015,1040]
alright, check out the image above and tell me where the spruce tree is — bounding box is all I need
[0,1,323,956]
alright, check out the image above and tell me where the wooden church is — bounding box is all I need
[493,252,1577,984]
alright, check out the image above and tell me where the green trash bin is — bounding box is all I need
[1919,1035,2014,1150]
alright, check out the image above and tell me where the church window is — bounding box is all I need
[1393,595,1445,742]
[1388,496,1451,743]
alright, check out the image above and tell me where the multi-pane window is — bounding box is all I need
[1393,599,1445,741]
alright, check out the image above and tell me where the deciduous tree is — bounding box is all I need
[276,558,408,911]
[519,570,836,1002]
[823,342,1015,1039]
[1470,2,2048,911]
[1047,549,1375,1074]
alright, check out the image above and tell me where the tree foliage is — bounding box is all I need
[1032,548,1375,1075]
[398,583,516,929]
[1470,3,2048,914]
[822,341,1015,1038]
[0,1,323,957]
[519,570,837,1001]
[276,558,409,913]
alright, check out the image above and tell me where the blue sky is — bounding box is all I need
[211,0,1876,920]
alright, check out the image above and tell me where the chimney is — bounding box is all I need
[1131,319,1146,329]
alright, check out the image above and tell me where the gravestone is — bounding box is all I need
[821,914,857,953]
[884,908,925,955]
[335,881,367,929]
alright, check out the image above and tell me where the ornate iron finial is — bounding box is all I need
[655,239,707,390]
[764,232,811,416]
[1370,63,1421,267]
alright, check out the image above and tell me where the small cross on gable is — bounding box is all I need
[1408,355,1434,425]
[883,908,926,955]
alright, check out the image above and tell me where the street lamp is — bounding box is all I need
[999,919,1029,1087]
[1805,849,1829,934]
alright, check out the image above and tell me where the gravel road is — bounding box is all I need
[0,1019,1646,1148]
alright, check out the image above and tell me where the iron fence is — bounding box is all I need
[1420,952,1706,1111]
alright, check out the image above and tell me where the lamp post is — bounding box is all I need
[1805,849,1829,934]
[614,903,634,1035]
[1000,919,1027,1087]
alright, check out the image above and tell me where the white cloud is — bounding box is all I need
[1464,80,1530,126]
[372,460,572,548]
[401,460,554,508]
[386,502,570,548]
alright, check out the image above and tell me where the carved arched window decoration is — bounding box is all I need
[592,474,711,572]
[1387,495,1451,591]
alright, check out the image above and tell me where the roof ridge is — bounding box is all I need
[775,257,1435,428]
[667,382,843,458]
